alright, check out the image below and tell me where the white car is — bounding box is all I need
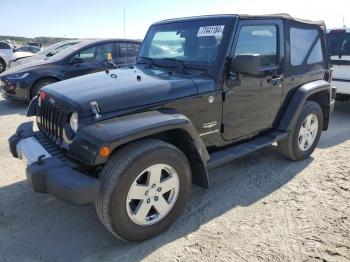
[327,28,350,100]
[0,41,33,73]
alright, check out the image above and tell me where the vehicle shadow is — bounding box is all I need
[318,101,350,149]
[0,146,312,262]
[0,98,27,117]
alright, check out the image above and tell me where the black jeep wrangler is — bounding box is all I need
[9,14,335,241]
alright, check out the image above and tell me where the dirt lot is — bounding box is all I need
[0,96,349,262]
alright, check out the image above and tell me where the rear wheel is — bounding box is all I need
[30,78,58,99]
[96,139,191,241]
[0,59,6,73]
[277,101,323,160]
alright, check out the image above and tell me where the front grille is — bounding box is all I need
[38,95,71,145]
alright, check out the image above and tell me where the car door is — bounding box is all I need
[116,42,140,67]
[64,42,115,79]
[222,20,284,141]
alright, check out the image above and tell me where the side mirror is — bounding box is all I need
[231,54,262,75]
[70,57,84,64]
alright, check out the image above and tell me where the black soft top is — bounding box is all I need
[153,13,325,27]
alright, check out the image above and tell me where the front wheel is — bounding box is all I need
[277,101,323,161]
[96,139,191,241]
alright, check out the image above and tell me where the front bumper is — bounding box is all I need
[333,79,350,95]
[9,121,100,205]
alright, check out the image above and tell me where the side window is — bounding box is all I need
[74,43,114,63]
[327,32,350,56]
[120,42,140,58]
[290,27,323,65]
[235,25,277,67]
[0,42,11,49]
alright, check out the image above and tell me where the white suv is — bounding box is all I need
[0,41,33,73]
[327,28,350,100]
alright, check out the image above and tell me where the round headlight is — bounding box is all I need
[69,112,79,133]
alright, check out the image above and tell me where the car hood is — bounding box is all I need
[43,66,207,118]
[11,54,46,68]
[13,51,34,60]
[1,59,52,76]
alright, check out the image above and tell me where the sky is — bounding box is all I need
[1,0,349,39]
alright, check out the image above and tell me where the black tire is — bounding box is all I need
[277,101,323,161]
[30,78,58,99]
[96,139,191,242]
[0,59,6,73]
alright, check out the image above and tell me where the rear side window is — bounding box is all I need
[234,25,277,67]
[327,31,350,56]
[290,28,323,65]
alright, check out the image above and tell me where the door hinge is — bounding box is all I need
[222,92,226,102]
[220,123,224,133]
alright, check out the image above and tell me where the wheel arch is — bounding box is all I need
[0,56,6,64]
[30,76,61,99]
[147,128,210,188]
[278,80,332,132]
[69,110,210,188]
[306,89,331,130]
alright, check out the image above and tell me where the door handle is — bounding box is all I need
[268,75,284,86]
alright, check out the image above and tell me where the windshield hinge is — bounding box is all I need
[90,101,102,120]
[222,91,226,102]
[220,123,224,133]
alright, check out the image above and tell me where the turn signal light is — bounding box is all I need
[99,146,111,157]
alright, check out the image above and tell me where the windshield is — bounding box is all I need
[138,20,230,67]
[45,41,91,62]
[37,41,79,56]
[327,30,350,56]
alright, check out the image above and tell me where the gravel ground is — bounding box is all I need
[0,96,349,262]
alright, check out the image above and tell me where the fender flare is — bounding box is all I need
[27,96,38,116]
[278,80,332,132]
[69,110,210,188]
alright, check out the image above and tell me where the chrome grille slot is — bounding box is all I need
[38,95,71,145]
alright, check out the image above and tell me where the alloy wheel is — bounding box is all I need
[298,113,319,151]
[126,163,180,226]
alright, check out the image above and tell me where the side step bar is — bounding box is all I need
[207,131,288,169]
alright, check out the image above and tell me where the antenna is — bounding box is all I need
[124,7,126,65]
[343,17,346,28]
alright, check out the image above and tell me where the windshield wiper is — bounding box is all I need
[162,58,208,73]
[137,56,156,68]
[161,58,187,72]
